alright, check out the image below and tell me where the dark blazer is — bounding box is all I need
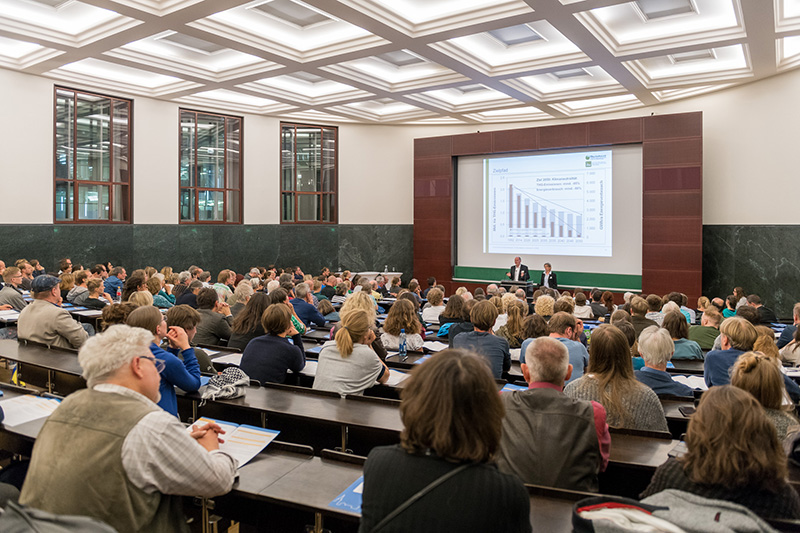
[290,298,327,328]
[175,291,198,308]
[509,264,530,282]
[539,271,558,290]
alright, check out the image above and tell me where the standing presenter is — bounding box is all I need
[507,257,530,282]
[539,263,558,291]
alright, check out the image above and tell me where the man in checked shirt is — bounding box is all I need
[19,325,237,533]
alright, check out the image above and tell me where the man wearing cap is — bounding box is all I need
[17,275,89,349]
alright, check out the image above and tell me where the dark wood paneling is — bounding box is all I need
[413,156,452,180]
[414,136,452,158]
[413,198,450,221]
[414,222,451,241]
[644,112,702,140]
[642,269,702,297]
[451,132,493,156]
[413,240,452,260]
[644,167,702,191]
[643,139,702,167]
[539,123,589,149]
[414,178,451,198]
[492,127,539,153]
[643,191,702,217]
[642,244,703,271]
[412,258,452,276]
[642,217,702,244]
[588,117,643,145]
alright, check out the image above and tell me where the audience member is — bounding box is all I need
[565,325,668,432]
[635,326,693,397]
[573,292,592,319]
[128,291,154,307]
[662,310,703,360]
[18,275,88,349]
[777,302,800,349]
[165,304,215,373]
[601,291,616,317]
[496,337,610,491]
[640,386,800,520]
[176,280,203,308]
[644,294,664,325]
[314,309,388,396]
[126,305,201,416]
[589,289,607,319]
[748,294,778,324]
[213,270,235,302]
[448,299,476,348]
[100,302,137,331]
[58,273,74,301]
[334,292,386,360]
[227,292,270,352]
[0,267,27,311]
[240,303,305,385]
[193,288,233,346]
[146,277,173,309]
[731,352,799,440]
[229,281,253,318]
[103,266,126,298]
[533,294,554,320]
[704,317,757,387]
[381,299,424,351]
[453,300,510,379]
[421,288,445,324]
[359,350,531,532]
[318,299,339,322]
[495,299,527,349]
[18,325,236,532]
[733,286,748,308]
[120,273,146,303]
[82,279,112,310]
[629,296,657,338]
[688,307,722,349]
[290,282,326,328]
[780,325,800,366]
[520,313,589,386]
[438,294,465,326]
[66,270,89,303]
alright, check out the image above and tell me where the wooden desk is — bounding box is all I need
[668,360,704,375]
[0,339,84,394]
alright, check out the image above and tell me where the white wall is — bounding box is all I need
[2,66,800,226]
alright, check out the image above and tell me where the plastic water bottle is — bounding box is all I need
[398,328,407,361]
[116,287,121,302]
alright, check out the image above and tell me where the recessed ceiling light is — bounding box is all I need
[635,0,696,21]
[249,0,332,28]
[375,97,395,104]
[487,24,543,47]
[455,84,486,94]
[551,68,591,79]
[375,50,426,67]
[669,48,715,63]
[289,71,327,83]
[157,33,227,55]
[22,0,73,9]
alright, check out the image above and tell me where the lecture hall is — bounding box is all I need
[1,0,800,531]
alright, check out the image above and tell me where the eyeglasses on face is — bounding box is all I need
[139,355,166,373]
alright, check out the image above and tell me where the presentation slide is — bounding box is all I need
[456,145,642,281]
[484,150,612,257]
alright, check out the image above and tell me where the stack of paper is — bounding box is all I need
[422,341,448,352]
[510,348,521,361]
[671,375,708,390]
[386,369,409,387]
[300,361,318,376]
[212,353,243,366]
[0,395,61,426]
[189,417,279,468]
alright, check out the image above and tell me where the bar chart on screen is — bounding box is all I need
[484,150,612,257]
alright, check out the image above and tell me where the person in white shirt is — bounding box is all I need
[421,288,446,324]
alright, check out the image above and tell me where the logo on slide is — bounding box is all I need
[585,161,591,167]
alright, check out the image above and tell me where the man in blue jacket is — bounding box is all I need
[635,326,693,397]
[290,282,326,328]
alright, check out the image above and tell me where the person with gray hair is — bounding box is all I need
[495,337,610,491]
[290,281,327,328]
[19,325,237,532]
[634,326,693,397]
[230,280,254,317]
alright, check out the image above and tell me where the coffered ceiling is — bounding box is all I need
[0,0,796,124]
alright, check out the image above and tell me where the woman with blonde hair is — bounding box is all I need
[58,273,75,301]
[381,299,425,351]
[491,295,508,332]
[565,324,668,432]
[731,351,799,439]
[495,299,527,349]
[641,386,800,520]
[704,316,758,387]
[421,288,445,324]
[128,290,154,308]
[314,309,389,396]
[335,291,385,359]
[533,294,554,320]
[146,276,174,309]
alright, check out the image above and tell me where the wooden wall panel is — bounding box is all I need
[644,112,702,140]
[414,156,452,180]
[644,167,702,191]
[414,178,451,198]
[452,132,493,155]
[643,139,702,167]
[413,112,703,301]
[642,217,702,244]
[642,191,702,217]
[642,244,703,271]
[492,127,539,153]
[588,117,643,145]
[539,123,589,149]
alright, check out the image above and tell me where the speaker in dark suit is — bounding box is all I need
[507,257,530,282]
[539,263,558,291]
